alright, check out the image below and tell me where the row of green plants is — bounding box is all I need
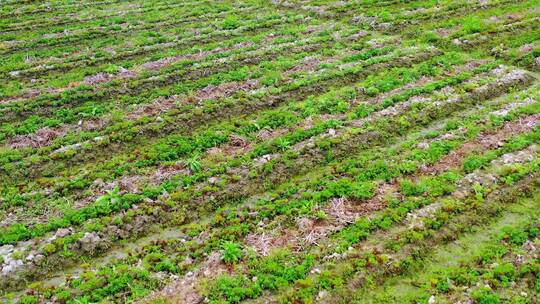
[336,186,540,303]
[5,81,535,301]
[264,146,540,303]
[0,36,412,200]
[0,10,311,107]
[0,20,351,134]
[2,1,539,301]
[0,58,520,262]
[415,212,540,303]
[0,1,278,58]
[0,51,475,235]
[0,48,445,244]
[0,97,500,301]
[0,0,146,21]
[136,123,540,303]
[1,1,242,46]
[1,7,309,98]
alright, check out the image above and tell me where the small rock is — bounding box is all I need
[33,254,45,264]
[534,57,540,68]
[255,154,274,165]
[502,69,526,83]
[79,232,101,253]
[2,259,23,275]
[376,22,392,31]
[324,252,344,260]
[417,142,430,149]
[317,290,329,299]
[0,245,14,256]
[25,253,35,262]
[440,133,456,140]
[2,265,13,275]
[55,228,72,238]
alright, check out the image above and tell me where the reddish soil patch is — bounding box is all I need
[151,163,189,185]
[8,117,110,149]
[246,228,298,256]
[194,79,259,102]
[83,72,114,85]
[9,126,70,149]
[127,97,177,120]
[421,113,539,175]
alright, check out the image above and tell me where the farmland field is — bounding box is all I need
[1,0,540,303]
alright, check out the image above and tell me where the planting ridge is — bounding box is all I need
[0,0,539,303]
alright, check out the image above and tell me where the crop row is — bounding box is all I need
[1,64,537,299]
